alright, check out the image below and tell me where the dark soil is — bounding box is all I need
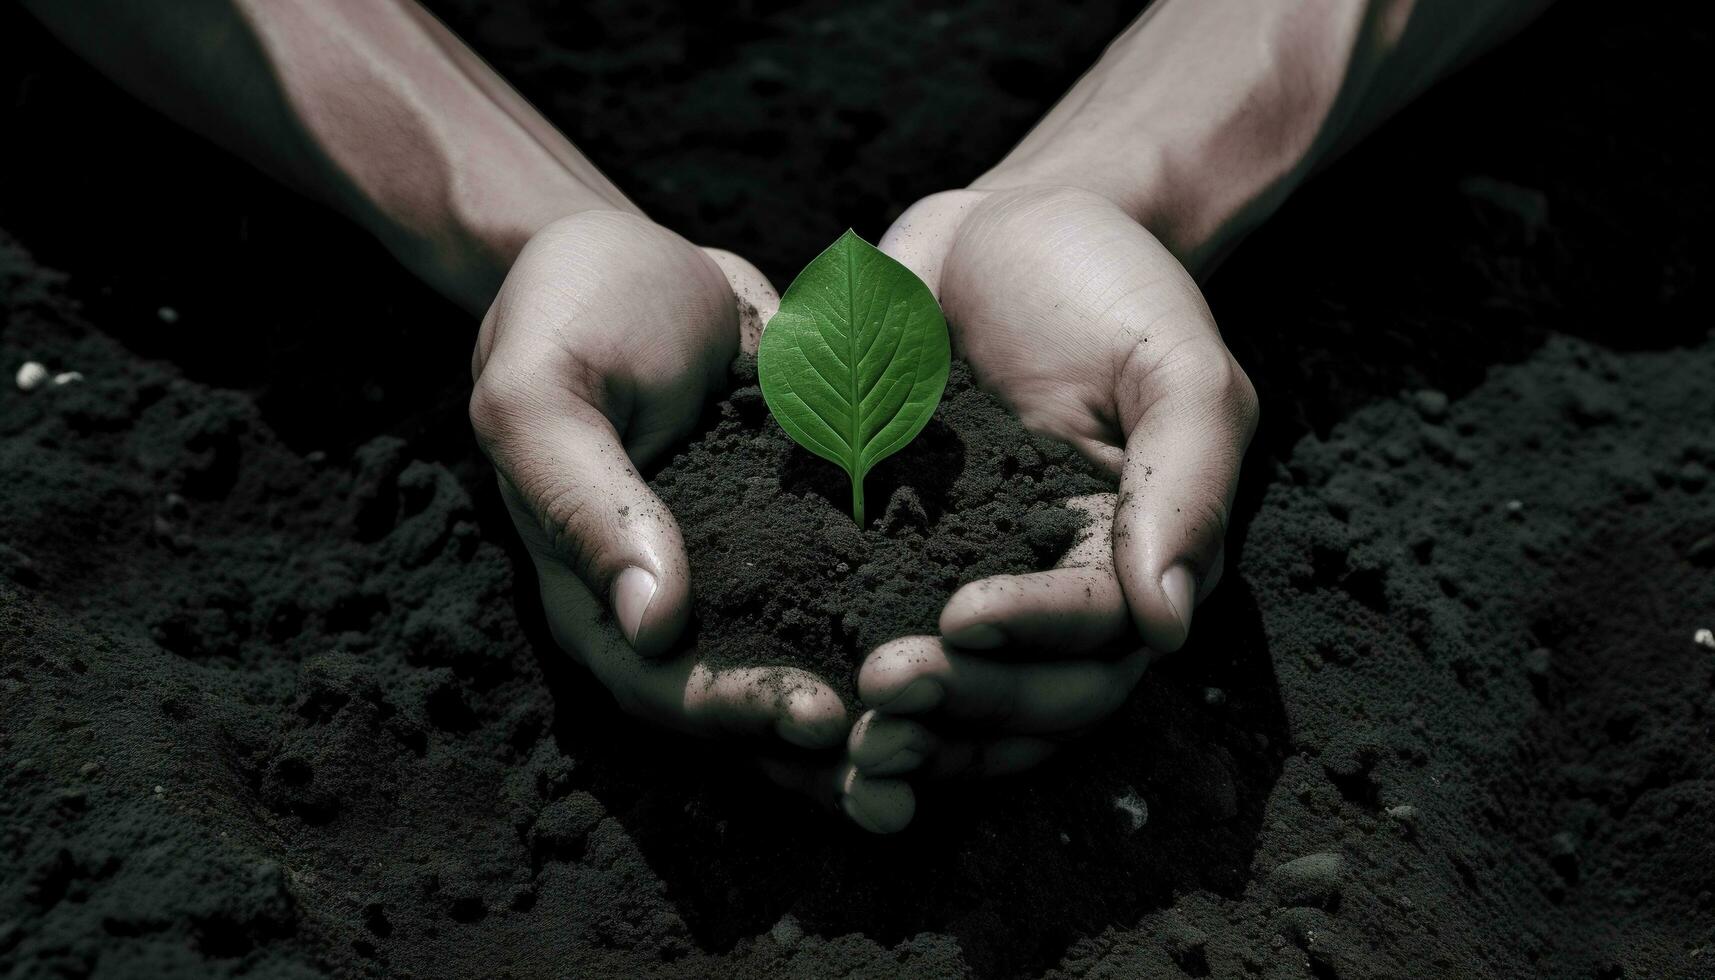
[3,1,1713,979]
[651,356,1108,701]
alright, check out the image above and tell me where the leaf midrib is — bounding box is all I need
[846,237,861,476]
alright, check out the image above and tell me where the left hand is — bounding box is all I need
[845,185,1259,803]
[469,212,912,831]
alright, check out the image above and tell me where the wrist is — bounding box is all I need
[387,175,634,317]
[969,0,1383,278]
[970,108,1318,282]
[967,149,1196,259]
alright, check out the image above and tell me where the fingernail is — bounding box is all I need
[882,677,942,714]
[1160,564,1196,650]
[945,622,1006,649]
[611,566,657,648]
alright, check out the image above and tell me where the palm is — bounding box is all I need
[933,189,1217,478]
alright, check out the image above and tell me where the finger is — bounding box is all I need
[840,764,916,834]
[534,559,848,749]
[940,495,1128,654]
[1067,435,1125,478]
[850,711,1061,780]
[1113,338,1258,654]
[683,663,850,749]
[918,734,1060,779]
[858,636,1150,733]
[940,568,1127,654]
[1202,546,1227,598]
[752,758,915,834]
[701,247,780,355]
[481,398,691,657]
[752,755,844,807]
[848,710,935,776]
[877,189,989,299]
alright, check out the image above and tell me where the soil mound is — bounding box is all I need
[652,356,1111,701]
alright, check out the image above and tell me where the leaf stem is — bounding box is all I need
[852,474,865,527]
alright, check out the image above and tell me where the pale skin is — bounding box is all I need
[29,0,1550,833]
[846,0,1553,830]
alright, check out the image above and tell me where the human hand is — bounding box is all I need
[470,211,907,819]
[847,186,1258,796]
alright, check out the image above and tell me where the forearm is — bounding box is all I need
[24,0,634,314]
[972,0,1552,276]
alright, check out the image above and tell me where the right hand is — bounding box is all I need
[844,185,1258,817]
[470,212,912,827]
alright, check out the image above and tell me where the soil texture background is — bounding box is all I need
[2,1,1712,978]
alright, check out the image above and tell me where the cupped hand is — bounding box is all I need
[470,211,909,828]
[849,185,1258,798]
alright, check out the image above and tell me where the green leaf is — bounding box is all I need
[757,230,951,526]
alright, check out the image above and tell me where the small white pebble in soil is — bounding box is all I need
[157,306,180,323]
[153,785,164,794]
[1113,789,1149,832]
[1523,648,1552,676]
[769,914,803,951]
[1695,628,1715,651]
[1386,804,1419,837]
[1506,499,1524,514]
[52,371,84,386]
[1203,687,1227,706]
[15,361,48,391]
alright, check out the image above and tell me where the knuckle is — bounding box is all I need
[535,483,608,582]
[1172,495,1234,573]
[1220,350,1257,410]
[467,373,525,450]
[1221,358,1261,434]
[1157,338,1259,435]
[1173,336,1237,390]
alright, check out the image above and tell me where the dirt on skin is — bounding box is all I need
[3,1,1714,979]
[651,355,1108,704]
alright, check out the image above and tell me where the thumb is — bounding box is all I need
[877,189,989,299]
[1113,338,1258,654]
[473,380,692,658]
[700,248,779,355]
